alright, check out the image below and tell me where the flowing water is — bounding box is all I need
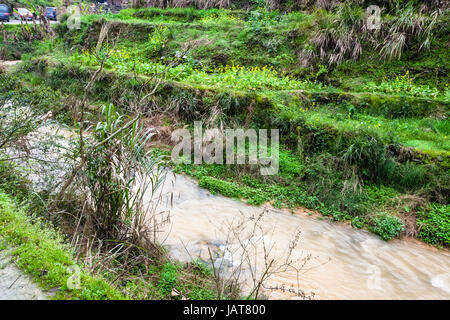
[152,171,450,300]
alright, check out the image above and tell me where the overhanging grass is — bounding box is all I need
[0,191,126,300]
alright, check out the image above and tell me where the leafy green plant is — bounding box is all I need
[365,184,400,206]
[369,212,405,241]
[146,25,170,56]
[351,216,365,229]
[365,71,440,98]
[247,8,280,32]
[190,259,212,278]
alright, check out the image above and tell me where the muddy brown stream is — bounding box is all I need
[150,171,450,300]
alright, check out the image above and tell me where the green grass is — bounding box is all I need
[164,144,447,245]
[66,7,448,89]
[62,45,450,157]
[57,10,449,158]
[154,261,216,300]
[69,47,322,92]
[0,191,125,300]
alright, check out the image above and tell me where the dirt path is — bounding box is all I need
[0,251,48,300]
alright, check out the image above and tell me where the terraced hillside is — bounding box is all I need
[1,4,449,247]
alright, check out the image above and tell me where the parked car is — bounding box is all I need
[44,7,56,21]
[0,4,10,22]
[13,8,33,20]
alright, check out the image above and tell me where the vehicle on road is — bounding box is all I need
[0,4,10,22]
[45,7,56,21]
[13,8,32,21]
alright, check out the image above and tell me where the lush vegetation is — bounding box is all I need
[166,145,448,245]
[0,191,125,300]
[417,204,450,247]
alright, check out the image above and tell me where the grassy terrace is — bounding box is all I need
[1,5,449,247]
[25,48,450,159]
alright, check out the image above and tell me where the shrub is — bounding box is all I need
[303,153,369,217]
[75,103,164,246]
[369,212,405,241]
[0,192,124,299]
